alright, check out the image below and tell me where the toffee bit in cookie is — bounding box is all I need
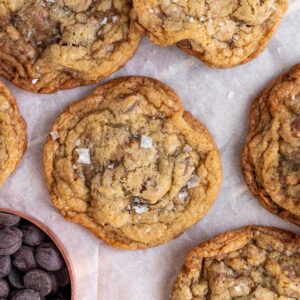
[183,145,192,152]
[49,131,59,140]
[187,175,200,189]
[140,135,153,149]
[178,189,188,202]
[132,204,149,214]
[76,148,91,164]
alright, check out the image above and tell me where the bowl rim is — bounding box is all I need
[0,207,75,300]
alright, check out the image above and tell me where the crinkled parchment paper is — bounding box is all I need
[1,1,300,299]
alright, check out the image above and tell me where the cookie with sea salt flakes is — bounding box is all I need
[0,0,143,93]
[133,0,288,68]
[43,76,222,249]
[242,64,300,226]
[172,226,300,300]
[0,80,26,187]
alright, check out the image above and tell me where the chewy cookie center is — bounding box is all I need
[64,109,202,229]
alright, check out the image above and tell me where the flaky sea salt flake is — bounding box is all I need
[132,204,149,214]
[178,189,188,201]
[187,175,200,189]
[32,78,39,84]
[75,139,81,146]
[140,135,153,149]
[50,131,59,140]
[184,145,192,152]
[76,148,91,164]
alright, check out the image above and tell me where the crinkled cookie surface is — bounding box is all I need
[172,226,300,300]
[0,80,26,187]
[242,64,300,226]
[133,0,288,67]
[0,0,143,93]
[43,76,222,249]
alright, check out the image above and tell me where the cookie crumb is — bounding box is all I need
[49,131,59,140]
[76,148,91,164]
[187,175,200,188]
[140,135,153,149]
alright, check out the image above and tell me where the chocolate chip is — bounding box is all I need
[20,225,46,247]
[0,255,11,278]
[55,266,69,287]
[0,227,22,256]
[0,278,9,298]
[0,212,20,227]
[12,245,37,272]
[49,272,58,294]
[8,267,25,289]
[10,289,41,300]
[24,269,52,296]
[35,243,63,271]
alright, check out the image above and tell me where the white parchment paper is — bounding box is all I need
[1,1,300,299]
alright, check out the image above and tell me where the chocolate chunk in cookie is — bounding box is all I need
[242,64,300,225]
[0,80,27,187]
[172,226,300,300]
[0,0,143,93]
[43,76,222,249]
[134,0,288,67]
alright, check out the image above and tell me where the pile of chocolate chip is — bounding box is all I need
[0,212,71,300]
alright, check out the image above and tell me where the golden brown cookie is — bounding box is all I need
[242,65,300,226]
[172,226,300,300]
[0,80,26,187]
[43,76,222,249]
[0,0,143,93]
[133,0,288,68]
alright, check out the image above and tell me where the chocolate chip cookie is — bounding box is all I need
[0,80,26,187]
[0,0,143,93]
[133,0,288,68]
[172,226,300,300]
[242,65,300,226]
[43,76,222,249]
